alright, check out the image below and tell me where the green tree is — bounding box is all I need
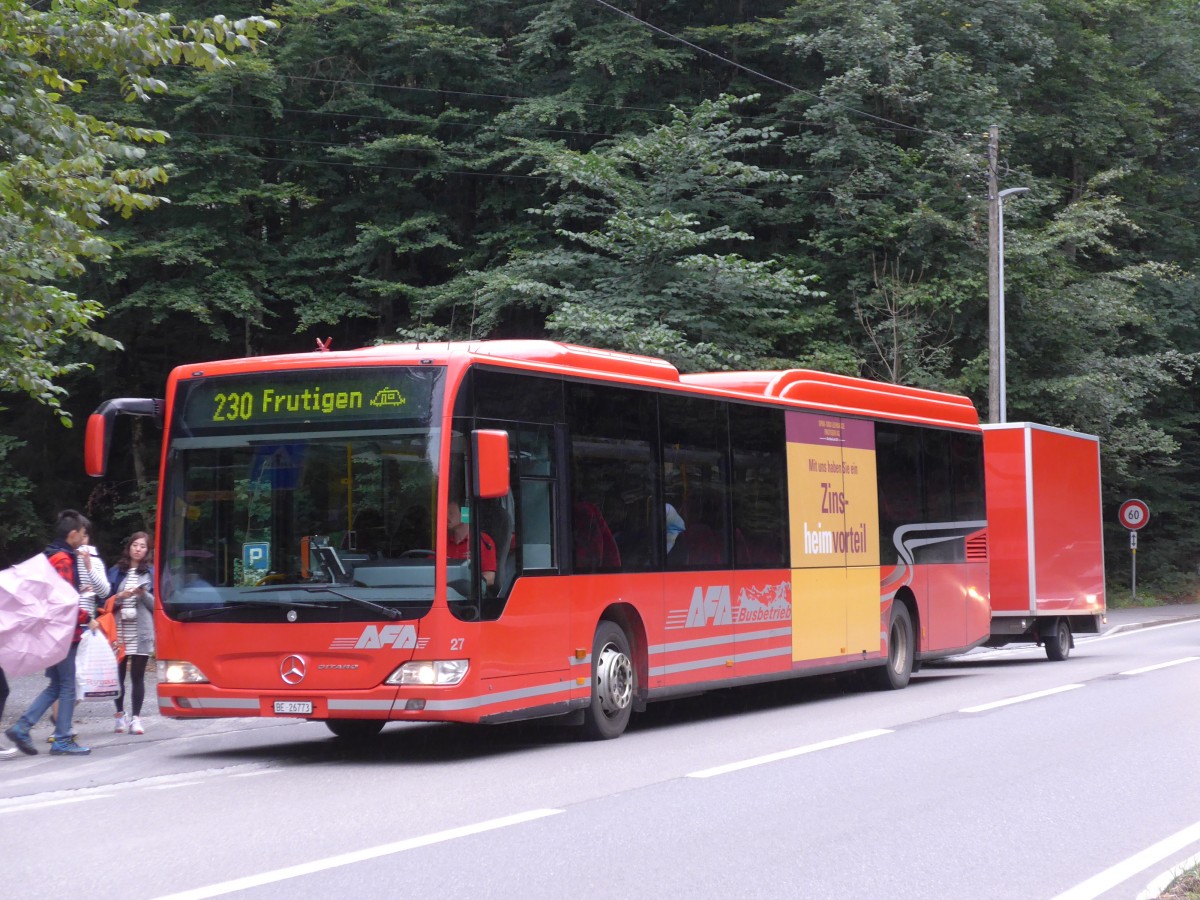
[0,435,38,561]
[414,94,831,372]
[0,0,274,418]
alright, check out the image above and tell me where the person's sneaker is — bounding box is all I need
[4,725,37,756]
[130,716,145,735]
[0,745,18,760]
[114,714,129,734]
[49,738,91,756]
[46,732,76,744]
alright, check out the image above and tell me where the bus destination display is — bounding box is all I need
[179,367,440,432]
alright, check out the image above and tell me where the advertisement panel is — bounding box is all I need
[787,412,881,661]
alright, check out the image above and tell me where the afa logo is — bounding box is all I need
[685,586,733,628]
[329,624,419,650]
[667,581,792,629]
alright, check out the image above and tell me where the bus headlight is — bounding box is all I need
[157,660,210,684]
[386,660,468,686]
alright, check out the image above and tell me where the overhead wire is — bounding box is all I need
[583,0,966,143]
[137,71,970,141]
[84,79,989,188]
[93,11,1187,225]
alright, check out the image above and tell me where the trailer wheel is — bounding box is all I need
[871,602,914,690]
[582,621,634,740]
[326,719,385,740]
[1044,618,1072,661]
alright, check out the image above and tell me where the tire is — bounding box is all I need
[871,602,914,690]
[582,621,635,740]
[325,719,386,740]
[1044,618,1072,661]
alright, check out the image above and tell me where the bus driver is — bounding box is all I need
[446,503,496,589]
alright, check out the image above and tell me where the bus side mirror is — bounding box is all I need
[84,398,165,478]
[85,412,111,478]
[472,429,510,499]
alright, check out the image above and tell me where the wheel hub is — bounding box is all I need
[595,642,633,715]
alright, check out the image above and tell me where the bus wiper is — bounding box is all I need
[301,586,403,620]
[176,596,337,621]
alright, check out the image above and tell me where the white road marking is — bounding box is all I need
[152,808,564,900]
[959,683,1084,713]
[0,794,113,814]
[1119,657,1199,676]
[686,729,893,779]
[1052,819,1200,900]
[148,781,205,790]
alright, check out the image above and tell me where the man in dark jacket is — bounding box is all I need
[4,510,95,756]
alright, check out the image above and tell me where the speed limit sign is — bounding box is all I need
[1119,499,1150,531]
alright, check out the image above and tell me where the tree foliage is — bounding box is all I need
[0,0,274,417]
[414,95,828,371]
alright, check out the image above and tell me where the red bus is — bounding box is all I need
[85,340,990,740]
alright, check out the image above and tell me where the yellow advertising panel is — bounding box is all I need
[792,567,849,661]
[787,413,881,662]
[846,565,882,655]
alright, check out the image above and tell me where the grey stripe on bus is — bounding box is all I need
[414,679,580,712]
[651,626,792,656]
[650,645,792,677]
[161,698,261,710]
[328,700,394,711]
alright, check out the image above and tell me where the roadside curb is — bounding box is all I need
[1103,613,1200,637]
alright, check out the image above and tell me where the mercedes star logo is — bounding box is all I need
[280,655,306,685]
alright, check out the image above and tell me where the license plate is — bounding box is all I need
[273,700,313,715]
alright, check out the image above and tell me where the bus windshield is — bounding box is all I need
[160,366,448,622]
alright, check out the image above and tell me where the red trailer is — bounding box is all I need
[983,423,1106,659]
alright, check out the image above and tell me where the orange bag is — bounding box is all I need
[95,597,126,664]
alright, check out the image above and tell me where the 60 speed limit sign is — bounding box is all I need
[1119,499,1150,531]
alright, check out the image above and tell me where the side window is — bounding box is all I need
[567,383,658,573]
[517,426,557,571]
[471,368,563,424]
[729,404,789,568]
[876,423,922,564]
[661,395,730,570]
[922,430,953,524]
[462,367,566,596]
[951,431,985,521]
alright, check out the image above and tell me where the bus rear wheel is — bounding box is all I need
[583,621,634,740]
[326,719,386,740]
[1044,618,1072,661]
[871,602,914,691]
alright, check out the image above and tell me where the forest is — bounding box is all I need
[2,0,1198,596]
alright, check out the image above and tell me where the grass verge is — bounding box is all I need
[1160,863,1200,899]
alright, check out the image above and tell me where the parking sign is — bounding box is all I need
[243,541,270,574]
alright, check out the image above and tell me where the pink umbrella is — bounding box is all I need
[0,553,80,676]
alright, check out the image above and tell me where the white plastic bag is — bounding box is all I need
[75,629,119,701]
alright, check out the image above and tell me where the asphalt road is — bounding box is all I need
[1,603,1197,900]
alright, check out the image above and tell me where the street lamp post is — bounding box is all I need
[995,186,1029,424]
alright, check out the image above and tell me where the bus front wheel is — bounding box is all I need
[326,719,385,740]
[871,602,914,690]
[583,621,634,740]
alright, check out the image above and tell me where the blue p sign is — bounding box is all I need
[243,542,270,573]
